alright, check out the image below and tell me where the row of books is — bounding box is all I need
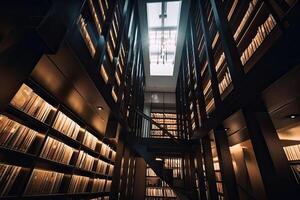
[164,158,183,179]
[11,84,57,123]
[218,70,232,94]
[78,15,96,57]
[283,144,300,161]
[0,164,21,196]
[146,188,163,197]
[88,0,103,36]
[96,159,114,175]
[91,179,106,193]
[0,115,38,153]
[215,52,225,72]
[233,0,259,41]
[52,111,83,140]
[147,168,157,177]
[100,143,115,161]
[240,14,276,65]
[100,64,110,84]
[98,0,109,21]
[164,188,176,197]
[151,113,177,119]
[24,169,64,195]
[82,130,98,151]
[76,150,95,171]
[40,136,74,165]
[68,175,89,193]
[24,169,112,195]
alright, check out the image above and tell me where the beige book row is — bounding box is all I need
[164,158,182,169]
[76,150,95,171]
[24,168,112,195]
[0,164,22,197]
[146,188,164,197]
[164,188,176,197]
[146,168,157,177]
[283,144,300,161]
[11,84,57,123]
[98,0,109,21]
[218,70,232,94]
[78,15,96,57]
[40,136,74,165]
[52,111,83,140]
[106,41,114,62]
[233,0,259,41]
[11,83,111,154]
[215,52,225,72]
[215,171,222,182]
[96,159,114,175]
[240,14,276,65]
[0,115,38,153]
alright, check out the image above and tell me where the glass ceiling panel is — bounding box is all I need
[146,1,181,76]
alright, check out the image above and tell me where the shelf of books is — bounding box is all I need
[192,4,215,115]
[0,82,116,199]
[150,113,178,138]
[222,0,281,72]
[145,167,179,200]
[78,0,115,58]
[282,143,300,184]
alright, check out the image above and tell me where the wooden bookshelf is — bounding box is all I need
[0,82,116,199]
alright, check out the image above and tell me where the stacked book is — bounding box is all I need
[91,178,106,193]
[25,169,64,195]
[68,175,90,193]
[75,151,95,171]
[240,14,276,65]
[218,70,232,94]
[0,164,22,196]
[52,111,82,140]
[10,84,56,123]
[0,115,37,152]
[40,137,74,165]
[283,144,300,161]
[82,130,98,151]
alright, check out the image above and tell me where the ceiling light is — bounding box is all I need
[224,128,229,131]
[289,115,297,119]
[97,106,104,111]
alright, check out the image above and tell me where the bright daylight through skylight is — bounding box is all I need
[147,1,181,76]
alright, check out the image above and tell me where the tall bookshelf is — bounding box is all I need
[0,81,116,199]
[192,3,215,115]
[150,113,178,138]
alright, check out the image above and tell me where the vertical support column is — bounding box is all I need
[214,126,239,200]
[119,147,130,199]
[209,0,245,87]
[242,98,300,199]
[133,157,146,200]
[110,140,125,200]
[195,148,208,200]
[202,136,218,200]
[189,154,200,200]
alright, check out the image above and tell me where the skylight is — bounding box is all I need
[147,1,181,76]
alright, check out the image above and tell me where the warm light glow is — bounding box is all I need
[147,1,181,76]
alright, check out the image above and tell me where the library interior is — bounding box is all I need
[0,0,300,199]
